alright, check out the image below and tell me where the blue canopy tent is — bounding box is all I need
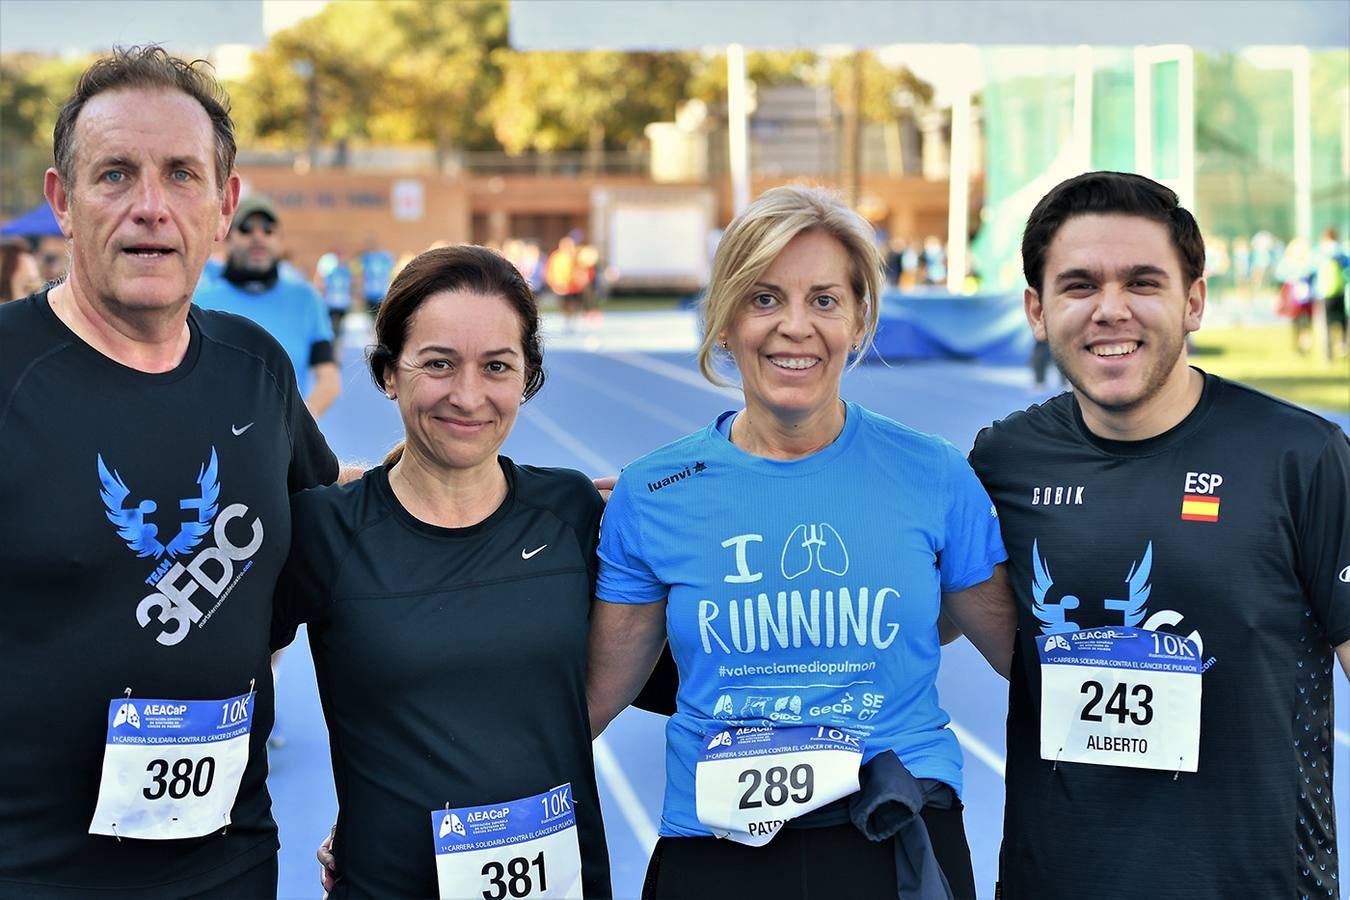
[874,290,1033,363]
[0,203,62,238]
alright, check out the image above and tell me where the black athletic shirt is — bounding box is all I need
[0,290,338,896]
[970,372,1350,900]
[273,461,612,899]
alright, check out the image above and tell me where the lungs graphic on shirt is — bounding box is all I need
[781,523,850,579]
[440,813,465,838]
[97,449,221,560]
[1031,538,1152,634]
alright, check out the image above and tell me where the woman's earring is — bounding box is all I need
[719,339,729,350]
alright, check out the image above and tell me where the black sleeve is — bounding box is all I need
[307,339,335,367]
[575,476,604,592]
[630,644,679,717]
[967,424,995,473]
[270,487,337,650]
[1299,431,1350,645]
[287,370,339,494]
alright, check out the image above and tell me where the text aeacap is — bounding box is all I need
[142,704,188,716]
[467,808,510,822]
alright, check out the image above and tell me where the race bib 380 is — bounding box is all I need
[89,691,254,839]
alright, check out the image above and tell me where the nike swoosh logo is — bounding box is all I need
[521,544,547,560]
[231,423,254,436]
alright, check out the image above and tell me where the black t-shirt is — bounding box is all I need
[970,372,1350,900]
[274,461,612,899]
[0,291,338,896]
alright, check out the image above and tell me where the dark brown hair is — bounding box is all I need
[1022,171,1205,294]
[0,240,34,303]
[53,45,236,191]
[369,245,546,466]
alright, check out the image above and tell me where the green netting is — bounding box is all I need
[1152,60,1181,182]
[973,47,1350,293]
[1090,49,1135,173]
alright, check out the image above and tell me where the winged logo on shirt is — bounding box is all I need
[98,449,221,560]
[1032,539,1153,634]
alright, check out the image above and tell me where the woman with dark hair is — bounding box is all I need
[0,238,41,303]
[273,245,610,898]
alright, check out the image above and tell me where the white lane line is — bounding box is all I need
[517,410,661,852]
[607,352,743,401]
[949,720,1006,779]
[553,362,705,435]
[593,733,660,854]
[524,406,618,475]
[1337,728,1350,749]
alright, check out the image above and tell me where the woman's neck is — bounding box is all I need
[387,452,507,528]
[730,399,847,460]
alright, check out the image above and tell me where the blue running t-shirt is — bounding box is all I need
[597,401,1007,837]
[194,278,333,396]
[359,250,395,302]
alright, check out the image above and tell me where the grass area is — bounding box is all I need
[1191,325,1349,413]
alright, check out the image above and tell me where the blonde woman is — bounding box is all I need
[587,186,1013,899]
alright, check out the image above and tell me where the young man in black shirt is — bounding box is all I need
[970,171,1350,899]
[0,47,337,896]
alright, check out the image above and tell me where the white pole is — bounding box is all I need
[727,44,751,217]
[1134,47,1153,178]
[946,46,975,295]
[1073,44,1094,173]
[1292,46,1313,244]
[1290,46,1327,360]
[1177,47,1196,211]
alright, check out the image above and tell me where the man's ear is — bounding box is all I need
[44,169,74,239]
[216,172,242,243]
[1025,286,1047,342]
[1183,276,1206,336]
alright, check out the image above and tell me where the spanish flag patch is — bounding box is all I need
[1181,494,1220,522]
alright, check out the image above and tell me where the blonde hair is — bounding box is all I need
[698,185,884,386]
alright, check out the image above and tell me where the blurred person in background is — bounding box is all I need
[1314,227,1348,357]
[315,247,354,341]
[195,195,340,419]
[921,235,946,286]
[546,232,588,331]
[357,235,395,317]
[576,239,601,312]
[0,238,42,303]
[1249,229,1278,297]
[35,233,70,284]
[1276,236,1316,353]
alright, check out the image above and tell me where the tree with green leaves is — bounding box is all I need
[487,49,694,156]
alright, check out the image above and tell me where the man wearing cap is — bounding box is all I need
[195,196,340,417]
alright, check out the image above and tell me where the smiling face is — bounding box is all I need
[46,87,236,320]
[384,290,527,477]
[720,228,864,438]
[1029,213,1205,437]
